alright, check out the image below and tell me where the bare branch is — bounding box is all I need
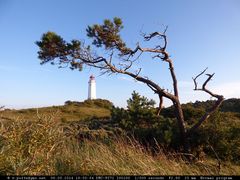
[147,83,157,93]
[164,58,179,97]
[192,68,222,98]
[163,26,168,34]
[131,51,143,62]
[152,54,165,60]
[192,68,208,90]
[96,55,176,101]
[143,29,168,50]
[124,31,177,100]
[144,32,162,41]
[202,73,214,90]
[135,68,142,78]
[124,61,133,71]
[187,69,224,136]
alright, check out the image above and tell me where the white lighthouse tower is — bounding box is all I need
[88,75,96,100]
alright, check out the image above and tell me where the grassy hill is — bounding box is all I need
[0,98,240,175]
[2,98,240,122]
[0,99,111,122]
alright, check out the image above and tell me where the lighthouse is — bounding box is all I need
[88,75,96,100]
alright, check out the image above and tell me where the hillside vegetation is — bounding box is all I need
[0,115,239,175]
[0,96,240,175]
[0,99,111,122]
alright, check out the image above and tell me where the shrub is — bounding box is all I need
[111,91,181,150]
[187,111,240,163]
[83,99,113,109]
[65,99,114,109]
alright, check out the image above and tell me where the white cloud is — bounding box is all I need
[178,81,240,103]
[211,82,240,99]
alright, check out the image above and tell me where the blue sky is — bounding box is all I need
[0,0,240,109]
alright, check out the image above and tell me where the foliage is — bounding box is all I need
[0,115,239,175]
[36,32,83,70]
[112,91,156,130]
[36,18,133,72]
[161,106,240,162]
[162,99,240,162]
[86,17,131,56]
[1,100,111,122]
[65,99,113,109]
[111,91,180,150]
[111,92,240,162]
[181,98,240,114]
[83,99,114,109]
[220,98,240,113]
[191,111,240,162]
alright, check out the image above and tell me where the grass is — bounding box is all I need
[0,114,239,175]
[0,103,111,122]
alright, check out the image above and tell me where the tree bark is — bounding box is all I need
[157,95,163,116]
[172,99,188,152]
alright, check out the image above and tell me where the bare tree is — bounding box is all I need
[36,17,224,152]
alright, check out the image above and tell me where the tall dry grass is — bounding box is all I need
[0,115,239,175]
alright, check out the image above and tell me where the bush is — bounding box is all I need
[112,91,156,129]
[111,91,181,150]
[83,99,113,109]
[187,111,240,163]
[65,99,113,109]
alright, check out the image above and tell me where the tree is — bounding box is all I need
[36,17,224,153]
[111,91,156,130]
[126,91,156,128]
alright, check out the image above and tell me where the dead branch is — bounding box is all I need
[143,27,168,50]
[192,68,208,90]
[187,69,224,136]
[192,68,223,99]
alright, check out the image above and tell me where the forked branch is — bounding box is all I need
[143,26,168,51]
[187,69,224,136]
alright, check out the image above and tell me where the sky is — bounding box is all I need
[0,0,240,109]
